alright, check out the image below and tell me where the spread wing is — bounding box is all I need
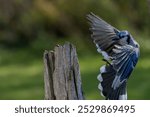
[87,12,120,58]
[87,12,139,100]
[111,45,139,90]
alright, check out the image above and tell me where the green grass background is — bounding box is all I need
[0,36,149,100]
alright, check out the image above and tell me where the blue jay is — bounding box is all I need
[87,13,140,100]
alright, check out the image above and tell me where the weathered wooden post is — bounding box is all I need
[43,42,84,100]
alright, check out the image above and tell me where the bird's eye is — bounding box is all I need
[120,35,124,38]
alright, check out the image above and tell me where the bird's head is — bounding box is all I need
[118,30,130,39]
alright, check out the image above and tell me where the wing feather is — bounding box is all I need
[111,45,139,89]
[87,12,120,57]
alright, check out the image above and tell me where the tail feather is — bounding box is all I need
[98,64,127,100]
[107,82,127,100]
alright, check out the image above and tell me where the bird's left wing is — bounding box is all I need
[87,12,120,59]
[111,44,139,90]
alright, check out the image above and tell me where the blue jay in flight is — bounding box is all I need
[87,13,140,100]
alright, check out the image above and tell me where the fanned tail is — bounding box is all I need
[97,64,127,100]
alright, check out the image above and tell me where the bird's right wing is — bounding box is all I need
[111,44,139,90]
[100,44,139,100]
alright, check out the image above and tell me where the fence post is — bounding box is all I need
[43,43,84,100]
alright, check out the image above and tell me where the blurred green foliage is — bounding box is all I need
[0,0,150,47]
[0,0,150,99]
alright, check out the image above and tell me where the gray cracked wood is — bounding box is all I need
[43,43,84,100]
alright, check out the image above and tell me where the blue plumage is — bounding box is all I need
[87,13,140,100]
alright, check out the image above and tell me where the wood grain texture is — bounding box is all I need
[43,43,84,100]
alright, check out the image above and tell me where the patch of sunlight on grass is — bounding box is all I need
[0,60,44,99]
[0,61,42,76]
[79,55,103,72]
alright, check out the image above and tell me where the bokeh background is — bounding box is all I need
[0,0,150,99]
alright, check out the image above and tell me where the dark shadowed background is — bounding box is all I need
[0,0,150,99]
